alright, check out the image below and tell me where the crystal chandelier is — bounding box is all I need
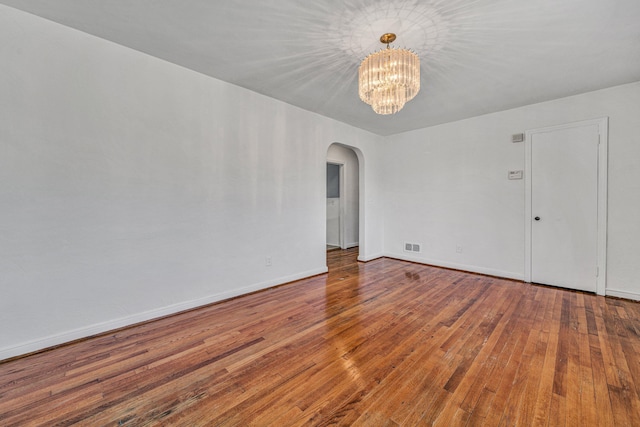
[358,33,420,115]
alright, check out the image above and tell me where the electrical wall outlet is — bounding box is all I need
[456,245,463,253]
[265,256,272,267]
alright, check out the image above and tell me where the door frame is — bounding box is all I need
[327,159,346,249]
[524,117,608,295]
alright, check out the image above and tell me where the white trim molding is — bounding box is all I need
[0,267,327,362]
[358,253,384,262]
[606,288,640,301]
[385,253,524,281]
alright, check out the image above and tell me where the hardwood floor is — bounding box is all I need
[2,248,640,426]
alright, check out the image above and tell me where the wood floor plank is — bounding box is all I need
[465,386,495,426]
[432,283,518,424]
[513,330,549,426]
[549,393,566,427]
[588,333,616,426]
[2,248,640,426]
[531,290,562,427]
[496,297,542,426]
[480,296,539,425]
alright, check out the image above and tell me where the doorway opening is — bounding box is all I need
[326,143,361,260]
[326,162,342,251]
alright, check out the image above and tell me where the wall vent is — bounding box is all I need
[512,133,525,143]
[404,242,422,253]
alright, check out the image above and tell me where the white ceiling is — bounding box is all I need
[2,0,640,135]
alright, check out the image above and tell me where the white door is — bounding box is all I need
[529,121,602,292]
[326,162,342,248]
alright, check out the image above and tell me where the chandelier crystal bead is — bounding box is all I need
[358,33,420,115]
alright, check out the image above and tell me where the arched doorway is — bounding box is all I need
[326,143,361,258]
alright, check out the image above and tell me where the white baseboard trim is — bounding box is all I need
[0,267,328,362]
[606,288,640,301]
[346,242,359,249]
[358,252,384,262]
[384,252,524,281]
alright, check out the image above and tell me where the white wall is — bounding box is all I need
[0,6,384,360]
[5,4,637,362]
[327,144,360,248]
[382,82,640,299]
